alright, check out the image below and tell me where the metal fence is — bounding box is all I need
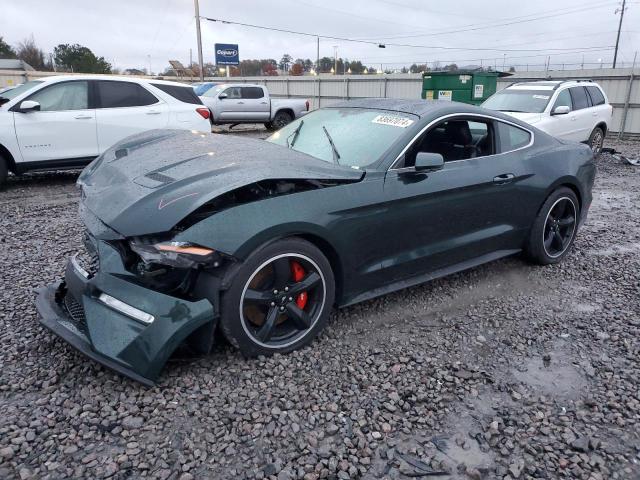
[1,67,638,136]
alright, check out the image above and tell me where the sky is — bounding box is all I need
[2,0,639,73]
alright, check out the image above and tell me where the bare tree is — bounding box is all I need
[17,35,50,70]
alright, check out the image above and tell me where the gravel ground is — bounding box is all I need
[0,136,639,480]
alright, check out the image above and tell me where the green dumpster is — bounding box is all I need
[421,70,511,105]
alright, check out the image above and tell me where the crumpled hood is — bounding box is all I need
[501,111,544,125]
[78,129,363,237]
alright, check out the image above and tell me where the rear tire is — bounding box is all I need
[220,238,335,357]
[588,127,604,155]
[270,111,294,130]
[0,155,8,190]
[525,187,580,265]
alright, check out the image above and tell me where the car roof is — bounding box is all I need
[506,79,600,91]
[34,75,193,88]
[328,98,482,117]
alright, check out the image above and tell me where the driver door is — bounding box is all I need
[13,80,98,164]
[379,116,533,282]
[216,86,244,122]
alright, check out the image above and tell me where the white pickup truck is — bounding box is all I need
[199,83,309,130]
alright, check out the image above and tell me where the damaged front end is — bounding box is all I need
[36,213,231,385]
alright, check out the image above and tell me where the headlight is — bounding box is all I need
[130,240,219,269]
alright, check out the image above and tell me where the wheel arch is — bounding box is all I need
[274,108,294,119]
[541,178,583,215]
[594,121,607,136]
[228,227,345,305]
[0,143,17,173]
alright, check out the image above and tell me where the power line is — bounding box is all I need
[355,1,617,41]
[202,16,614,54]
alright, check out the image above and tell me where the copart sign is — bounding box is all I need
[215,43,239,65]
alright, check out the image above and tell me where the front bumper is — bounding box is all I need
[36,238,217,385]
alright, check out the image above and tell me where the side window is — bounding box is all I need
[496,122,531,153]
[222,87,242,99]
[241,87,265,99]
[96,81,158,108]
[569,87,589,110]
[406,118,494,165]
[586,86,605,106]
[553,89,572,111]
[151,83,202,105]
[27,81,89,111]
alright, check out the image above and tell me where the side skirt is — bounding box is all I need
[340,249,521,308]
[15,156,97,174]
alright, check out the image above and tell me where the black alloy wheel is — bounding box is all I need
[525,187,580,265]
[219,238,335,356]
[542,197,577,258]
[240,254,325,347]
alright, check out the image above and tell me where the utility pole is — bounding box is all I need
[613,0,626,68]
[333,45,338,75]
[194,0,205,81]
[316,36,320,74]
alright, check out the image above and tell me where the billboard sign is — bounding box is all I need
[215,43,239,65]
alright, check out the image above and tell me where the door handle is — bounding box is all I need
[74,115,92,119]
[146,110,161,115]
[260,102,268,104]
[493,173,515,185]
[237,101,244,104]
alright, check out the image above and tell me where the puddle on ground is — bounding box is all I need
[588,242,640,257]
[514,346,585,398]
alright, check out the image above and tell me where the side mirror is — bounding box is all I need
[18,100,41,113]
[552,105,570,115]
[218,93,228,99]
[414,152,444,172]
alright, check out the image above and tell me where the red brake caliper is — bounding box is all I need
[290,261,308,309]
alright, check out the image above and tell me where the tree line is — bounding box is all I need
[0,36,112,74]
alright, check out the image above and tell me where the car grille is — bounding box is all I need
[63,293,88,335]
[76,234,99,278]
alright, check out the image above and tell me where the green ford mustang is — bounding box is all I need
[36,99,596,385]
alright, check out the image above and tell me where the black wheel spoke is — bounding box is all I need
[256,307,279,342]
[287,271,321,296]
[285,303,311,330]
[244,288,274,304]
[272,258,291,289]
[544,229,554,250]
[241,254,326,347]
[552,230,564,249]
[558,216,575,228]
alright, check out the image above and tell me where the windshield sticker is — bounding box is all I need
[533,94,550,100]
[372,115,414,128]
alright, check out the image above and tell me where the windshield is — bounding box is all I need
[202,85,227,98]
[0,81,43,102]
[266,108,417,169]
[193,83,217,96]
[482,89,552,113]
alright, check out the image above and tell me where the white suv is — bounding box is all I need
[482,80,612,152]
[0,75,212,187]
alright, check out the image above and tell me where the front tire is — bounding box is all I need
[525,187,580,265]
[588,127,604,155]
[220,238,335,357]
